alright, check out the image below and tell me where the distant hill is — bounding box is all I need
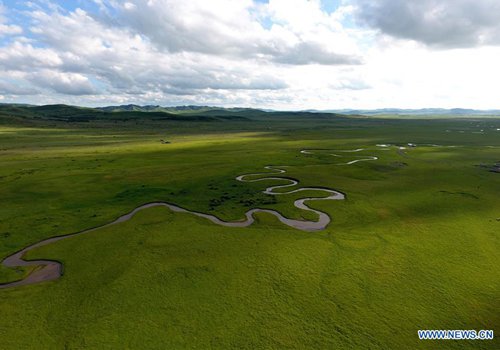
[0,104,356,130]
[1,104,499,128]
[97,105,500,117]
[0,104,255,125]
[95,104,264,114]
[307,108,500,116]
[3,103,500,117]
[96,104,164,112]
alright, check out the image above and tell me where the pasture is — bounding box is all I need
[0,107,499,349]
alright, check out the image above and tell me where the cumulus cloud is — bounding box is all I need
[0,0,362,103]
[0,23,22,36]
[0,42,63,69]
[273,42,360,65]
[352,0,500,48]
[2,4,290,97]
[27,70,98,95]
[106,0,361,65]
[0,79,39,95]
[0,4,22,36]
[1,0,500,109]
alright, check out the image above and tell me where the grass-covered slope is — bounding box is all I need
[0,104,253,126]
[0,108,499,349]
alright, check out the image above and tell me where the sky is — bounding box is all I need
[1,0,500,109]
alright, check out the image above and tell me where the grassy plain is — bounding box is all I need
[0,107,499,349]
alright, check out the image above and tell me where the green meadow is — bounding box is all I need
[0,106,499,349]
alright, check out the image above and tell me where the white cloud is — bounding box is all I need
[27,70,98,95]
[0,23,22,36]
[108,0,361,65]
[0,3,22,36]
[0,42,63,69]
[0,0,499,109]
[0,78,39,95]
[352,0,500,48]
[1,4,290,98]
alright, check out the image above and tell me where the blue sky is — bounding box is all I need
[1,0,500,109]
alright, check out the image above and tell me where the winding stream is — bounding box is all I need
[0,165,344,289]
[300,148,379,165]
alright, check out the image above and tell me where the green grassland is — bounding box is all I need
[0,106,499,349]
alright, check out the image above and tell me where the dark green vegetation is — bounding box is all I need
[0,105,499,349]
